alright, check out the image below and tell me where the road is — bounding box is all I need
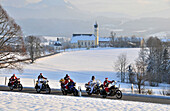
[0,86,170,105]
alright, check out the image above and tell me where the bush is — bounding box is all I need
[147,89,153,95]
[86,47,90,50]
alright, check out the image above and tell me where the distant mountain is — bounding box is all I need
[2,0,170,38]
[16,17,170,38]
[116,18,170,37]
[3,0,90,20]
[140,8,170,18]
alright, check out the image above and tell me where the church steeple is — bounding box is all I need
[94,22,99,46]
[94,21,98,28]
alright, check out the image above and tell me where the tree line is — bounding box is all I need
[115,37,170,93]
[110,31,142,48]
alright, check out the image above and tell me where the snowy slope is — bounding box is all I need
[0,91,169,111]
[1,48,139,82]
[1,48,170,94]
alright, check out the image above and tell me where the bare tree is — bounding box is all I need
[115,53,128,82]
[25,36,44,63]
[110,31,116,47]
[133,41,148,93]
[0,5,25,71]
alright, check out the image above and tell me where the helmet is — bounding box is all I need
[92,76,95,80]
[59,78,64,82]
[105,78,108,80]
[66,74,68,77]
[13,74,15,76]
[40,73,43,75]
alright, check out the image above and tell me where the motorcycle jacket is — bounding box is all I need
[10,76,18,81]
[103,80,112,87]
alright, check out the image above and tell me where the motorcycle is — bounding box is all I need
[61,81,78,96]
[35,78,51,93]
[8,78,23,91]
[85,79,102,95]
[100,81,122,99]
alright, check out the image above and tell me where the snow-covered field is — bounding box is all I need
[0,48,170,94]
[0,91,169,111]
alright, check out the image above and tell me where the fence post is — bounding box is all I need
[78,86,82,97]
[119,84,120,88]
[34,79,35,86]
[5,77,7,86]
[131,84,134,94]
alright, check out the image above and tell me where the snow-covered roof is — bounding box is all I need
[54,41,62,46]
[71,34,96,43]
[99,37,111,42]
[161,38,170,42]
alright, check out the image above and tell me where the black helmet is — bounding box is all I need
[92,76,95,80]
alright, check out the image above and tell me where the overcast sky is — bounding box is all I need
[1,0,170,17]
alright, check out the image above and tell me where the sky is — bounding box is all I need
[0,0,170,17]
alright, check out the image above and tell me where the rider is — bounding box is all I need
[89,76,96,94]
[103,78,114,92]
[64,74,69,80]
[37,73,47,89]
[59,78,65,88]
[10,74,18,81]
[9,74,18,86]
[38,73,47,80]
[64,76,74,90]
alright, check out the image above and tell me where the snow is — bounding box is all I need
[71,34,96,43]
[0,48,170,95]
[99,37,111,42]
[0,91,169,111]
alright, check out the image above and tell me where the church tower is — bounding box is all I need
[140,38,145,48]
[94,22,99,46]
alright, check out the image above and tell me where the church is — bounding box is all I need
[70,22,100,48]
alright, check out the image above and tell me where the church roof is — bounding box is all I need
[99,37,111,42]
[71,34,96,43]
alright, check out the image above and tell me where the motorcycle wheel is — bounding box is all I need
[101,90,107,98]
[115,90,122,99]
[36,87,41,93]
[102,95,107,98]
[86,89,92,95]
[96,90,100,95]
[46,87,51,94]
[73,89,78,96]
[18,84,23,91]
[62,89,67,95]
[9,86,13,91]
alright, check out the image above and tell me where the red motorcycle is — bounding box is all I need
[100,81,122,99]
[8,78,23,91]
